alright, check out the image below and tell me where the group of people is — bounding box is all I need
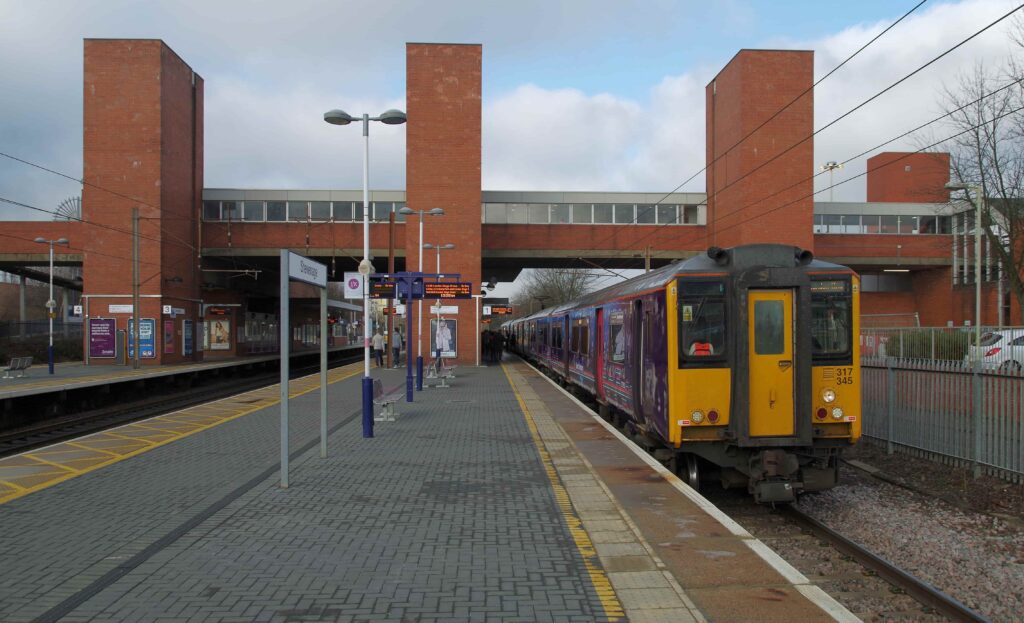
[371,327,404,368]
[480,330,506,364]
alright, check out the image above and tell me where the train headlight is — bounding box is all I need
[831,407,844,420]
[691,410,704,424]
[821,388,837,403]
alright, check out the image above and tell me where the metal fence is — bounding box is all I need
[861,357,1023,483]
[860,325,1024,362]
[0,321,83,340]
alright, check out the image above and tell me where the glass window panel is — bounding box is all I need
[551,204,571,224]
[202,201,220,221]
[242,201,264,222]
[683,205,700,224]
[812,293,851,356]
[373,202,393,222]
[484,203,506,223]
[754,300,785,355]
[657,205,678,224]
[572,204,592,223]
[636,204,656,224]
[593,204,613,223]
[880,215,899,234]
[937,215,952,234]
[507,203,528,223]
[395,202,407,223]
[862,214,880,233]
[899,215,918,234]
[333,201,353,221]
[288,201,308,222]
[266,201,287,222]
[679,283,727,363]
[919,216,937,234]
[221,201,239,221]
[813,214,825,233]
[614,204,634,224]
[823,214,842,233]
[528,204,549,223]
[840,214,861,233]
[309,201,330,221]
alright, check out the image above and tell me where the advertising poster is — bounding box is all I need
[128,318,157,359]
[164,320,175,354]
[183,320,194,356]
[89,318,117,358]
[430,318,457,359]
[210,319,231,350]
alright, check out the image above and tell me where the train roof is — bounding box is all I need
[513,244,851,322]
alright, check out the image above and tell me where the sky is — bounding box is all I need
[1,0,1022,296]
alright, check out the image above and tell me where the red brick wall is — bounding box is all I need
[867,152,949,203]
[82,40,202,365]
[406,44,482,365]
[706,50,814,251]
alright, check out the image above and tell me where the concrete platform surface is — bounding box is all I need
[0,357,857,622]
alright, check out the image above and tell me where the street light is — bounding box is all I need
[472,289,488,367]
[399,206,445,391]
[820,161,843,202]
[423,242,455,361]
[946,182,983,355]
[33,236,69,375]
[324,107,407,438]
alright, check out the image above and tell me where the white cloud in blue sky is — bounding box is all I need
[0,0,1020,223]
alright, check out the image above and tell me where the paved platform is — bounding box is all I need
[0,346,360,401]
[0,358,856,622]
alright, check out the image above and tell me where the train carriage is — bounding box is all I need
[506,244,861,503]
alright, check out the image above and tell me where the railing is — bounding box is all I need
[0,321,83,340]
[860,326,1024,362]
[861,356,1023,483]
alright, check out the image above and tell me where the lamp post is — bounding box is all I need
[399,206,445,391]
[946,182,983,355]
[324,107,407,438]
[423,242,455,361]
[33,236,69,375]
[820,161,843,202]
[472,290,487,367]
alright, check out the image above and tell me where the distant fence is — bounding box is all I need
[859,326,1024,362]
[0,321,83,340]
[861,357,1023,483]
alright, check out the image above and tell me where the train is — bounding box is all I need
[504,244,861,503]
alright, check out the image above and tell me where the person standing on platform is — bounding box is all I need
[372,329,385,368]
[391,327,403,368]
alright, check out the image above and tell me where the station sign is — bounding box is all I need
[287,251,327,287]
[369,277,396,298]
[423,282,472,299]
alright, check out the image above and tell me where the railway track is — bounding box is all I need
[0,355,360,458]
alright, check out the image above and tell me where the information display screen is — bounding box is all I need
[488,305,514,315]
[423,282,472,299]
[810,279,849,294]
[369,277,397,298]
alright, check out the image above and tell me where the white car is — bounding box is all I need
[966,330,1024,373]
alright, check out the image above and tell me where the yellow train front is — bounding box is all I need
[505,244,860,504]
[667,244,861,503]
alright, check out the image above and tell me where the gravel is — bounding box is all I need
[797,460,1024,622]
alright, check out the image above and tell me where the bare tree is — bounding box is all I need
[932,32,1024,317]
[511,269,603,317]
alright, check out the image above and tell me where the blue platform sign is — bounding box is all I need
[128,318,157,359]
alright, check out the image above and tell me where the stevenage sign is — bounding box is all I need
[288,252,327,287]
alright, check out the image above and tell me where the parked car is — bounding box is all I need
[966,330,1024,372]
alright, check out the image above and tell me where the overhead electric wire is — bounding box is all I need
[565,2,1022,282]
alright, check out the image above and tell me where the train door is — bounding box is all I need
[748,289,795,437]
[632,300,644,418]
[595,308,605,400]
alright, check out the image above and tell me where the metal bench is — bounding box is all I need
[3,356,33,379]
[431,363,457,389]
[372,378,402,422]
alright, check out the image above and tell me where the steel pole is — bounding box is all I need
[48,242,54,374]
[320,287,327,458]
[361,114,373,438]
[974,186,982,352]
[475,295,480,367]
[416,211,424,390]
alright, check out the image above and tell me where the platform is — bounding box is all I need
[0,346,361,401]
[0,358,856,622]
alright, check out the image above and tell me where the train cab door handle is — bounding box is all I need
[769,388,776,408]
[778,360,792,370]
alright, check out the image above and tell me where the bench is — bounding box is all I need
[431,363,457,389]
[372,378,402,422]
[3,356,32,379]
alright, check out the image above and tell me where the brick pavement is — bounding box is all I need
[1,364,621,622]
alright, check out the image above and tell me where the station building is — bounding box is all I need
[1,39,1016,366]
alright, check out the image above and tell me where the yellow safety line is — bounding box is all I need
[0,364,363,506]
[501,363,625,622]
[21,453,82,475]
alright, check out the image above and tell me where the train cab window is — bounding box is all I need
[811,280,852,360]
[678,280,727,366]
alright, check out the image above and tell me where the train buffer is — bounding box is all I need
[372,378,401,422]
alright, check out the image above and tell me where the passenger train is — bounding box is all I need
[505,244,861,503]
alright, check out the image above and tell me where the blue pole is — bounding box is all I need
[406,284,414,402]
[362,376,374,437]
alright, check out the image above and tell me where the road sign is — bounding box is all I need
[424,282,472,299]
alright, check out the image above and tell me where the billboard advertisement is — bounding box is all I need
[430,318,457,359]
[89,318,116,358]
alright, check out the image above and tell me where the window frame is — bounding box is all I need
[677,278,729,368]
